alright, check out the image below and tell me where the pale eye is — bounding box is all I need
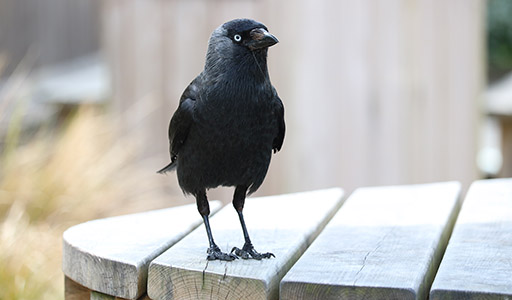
[234,34,242,42]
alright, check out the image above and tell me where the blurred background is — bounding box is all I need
[0,0,511,298]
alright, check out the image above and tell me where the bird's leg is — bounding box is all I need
[196,191,237,261]
[230,186,275,260]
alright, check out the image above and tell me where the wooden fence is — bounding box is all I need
[101,0,485,197]
[0,0,486,196]
[0,0,100,77]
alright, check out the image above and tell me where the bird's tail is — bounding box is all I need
[157,161,177,174]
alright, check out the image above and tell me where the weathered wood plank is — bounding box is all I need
[65,275,152,300]
[65,276,90,300]
[90,291,115,300]
[430,178,512,299]
[89,290,151,300]
[147,188,345,300]
[63,202,221,300]
[280,182,461,300]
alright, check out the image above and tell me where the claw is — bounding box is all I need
[231,242,275,260]
[207,245,238,261]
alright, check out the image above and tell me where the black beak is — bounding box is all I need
[247,28,279,50]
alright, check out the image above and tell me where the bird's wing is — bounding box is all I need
[272,90,285,153]
[167,76,200,164]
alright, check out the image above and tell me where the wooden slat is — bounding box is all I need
[147,188,345,300]
[430,178,512,299]
[90,291,115,300]
[65,276,90,300]
[89,290,151,300]
[89,291,151,300]
[63,201,221,300]
[280,182,461,300]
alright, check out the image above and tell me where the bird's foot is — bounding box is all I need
[231,242,275,260]
[207,245,238,261]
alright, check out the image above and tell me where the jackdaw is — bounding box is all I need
[158,19,285,261]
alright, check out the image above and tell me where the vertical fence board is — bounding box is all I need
[101,0,484,196]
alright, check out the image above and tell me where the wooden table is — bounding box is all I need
[62,180,512,300]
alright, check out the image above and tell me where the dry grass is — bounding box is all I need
[0,106,181,299]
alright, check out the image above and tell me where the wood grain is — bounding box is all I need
[280,182,461,300]
[90,290,151,300]
[65,276,90,300]
[430,178,512,299]
[147,188,345,300]
[63,202,221,299]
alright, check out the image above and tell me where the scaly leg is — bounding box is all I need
[196,191,237,261]
[230,186,275,260]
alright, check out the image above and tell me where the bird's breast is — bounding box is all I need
[177,87,277,192]
[195,93,276,145]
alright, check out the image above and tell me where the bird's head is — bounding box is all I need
[219,19,278,51]
[205,19,278,77]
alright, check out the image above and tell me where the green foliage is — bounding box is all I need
[487,0,512,81]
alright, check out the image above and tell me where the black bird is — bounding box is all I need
[158,19,285,261]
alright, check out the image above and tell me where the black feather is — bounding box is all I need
[158,18,285,196]
[156,161,175,174]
